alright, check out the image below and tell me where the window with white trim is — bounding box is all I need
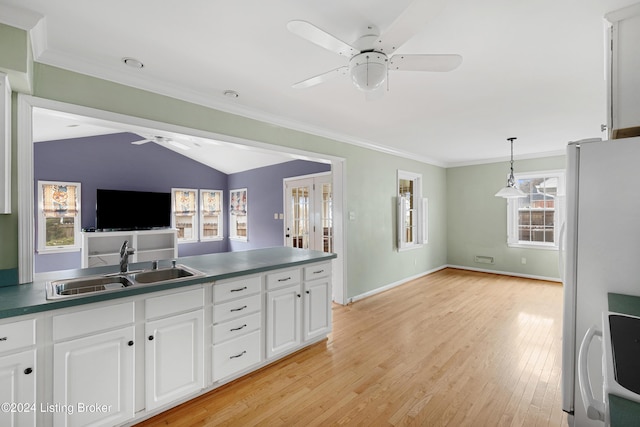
[397,170,427,251]
[229,188,248,241]
[37,181,82,253]
[507,170,565,249]
[172,188,198,242]
[200,189,223,241]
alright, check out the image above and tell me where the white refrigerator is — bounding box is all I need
[561,136,640,426]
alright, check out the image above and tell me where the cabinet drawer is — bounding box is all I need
[266,268,301,290]
[0,319,36,354]
[213,275,261,303]
[213,330,261,381]
[53,302,134,341]
[213,312,261,344]
[304,263,331,281]
[146,287,204,320]
[214,294,261,324]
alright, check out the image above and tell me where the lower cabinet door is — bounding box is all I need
[0,349,36,427]
[303,278,332,341]
[213,330,261,381]
[266,284,301,359]
[145,310,204,411]
[53,326,135,427]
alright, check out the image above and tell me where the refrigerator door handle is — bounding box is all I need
[578,325,605,421]
[558,222,566,283]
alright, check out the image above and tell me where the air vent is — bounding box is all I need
[474,255,494,264]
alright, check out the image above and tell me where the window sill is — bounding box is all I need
[508,242,558,251]
[229,237,248,242]
[37,247,81,254]
[398,244,424,252]
[201,237,224,242]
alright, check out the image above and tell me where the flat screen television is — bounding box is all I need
[96,189,171,231]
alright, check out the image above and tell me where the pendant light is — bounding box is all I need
[495,137,526,198]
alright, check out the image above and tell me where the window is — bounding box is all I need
[200,189,223,241]
[172,188,198,242]
[229,188,248,241]
[507,170,565,249]
[37,181,81,253]
[397,170,427,251]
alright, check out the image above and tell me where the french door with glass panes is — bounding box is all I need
[284,173,333,253]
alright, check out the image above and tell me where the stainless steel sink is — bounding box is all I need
[47,275,134,300]
[46,264,204,300]
[127,265,201,284]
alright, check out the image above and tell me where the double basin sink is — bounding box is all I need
[46,264,204,300]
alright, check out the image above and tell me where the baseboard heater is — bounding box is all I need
[474,255,495,264]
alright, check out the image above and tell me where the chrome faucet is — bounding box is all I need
[119,240,135,273]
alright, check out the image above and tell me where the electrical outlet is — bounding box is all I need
[521,257,527,265]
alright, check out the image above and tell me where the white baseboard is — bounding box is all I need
[346,264,561,304]
[445,264,562,283]
[348,265,448,303]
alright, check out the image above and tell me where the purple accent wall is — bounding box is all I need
[33,133,329,272]
[228,160,331,251]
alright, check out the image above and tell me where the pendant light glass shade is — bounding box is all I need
[495,137,526,198]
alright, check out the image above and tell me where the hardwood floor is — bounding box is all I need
[135,268,568,426]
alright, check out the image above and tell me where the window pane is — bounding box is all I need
[45,217,76,247]
[513,174,561,246]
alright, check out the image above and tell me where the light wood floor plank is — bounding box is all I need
[135,268,567,426]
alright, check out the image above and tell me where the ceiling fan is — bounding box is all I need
[131,134,190,150]
[287,0,462,94]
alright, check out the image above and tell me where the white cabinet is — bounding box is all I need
[52,303,135,427]
[606,3,640,139]
[303,263,332,342]
[82,229,177,268]
[212,275,262,381]
[266,268,302,359]
[0,318,36,427]
[0,72,10,214]
[145,288,204,411]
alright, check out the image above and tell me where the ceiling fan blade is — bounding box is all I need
[287,20,358,57]
[389,54,462,72]
[375,0,447,55]
[292,66,349,89]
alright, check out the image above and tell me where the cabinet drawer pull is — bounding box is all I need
[229,350,247,359]
[230,305,247,312]
[0,337,7,341]
[24,367,33,375]
[128,340,134,346]
[278,277,292,282]
[148,335,154,341]
[230,324,247,332]
[230,286,247,292]
[313,269,324,274]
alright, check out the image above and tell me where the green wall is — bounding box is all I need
[446,156,566,279]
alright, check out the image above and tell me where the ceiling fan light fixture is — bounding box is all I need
[349,52,387,91]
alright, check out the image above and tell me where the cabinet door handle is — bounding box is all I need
[0,337,7,341]
[24,367,33,375]
[278,277,292,282]
[230,350,247,359]
[313,269,324,274]
[230,286,247,292]
[297,294,301,298]
[128,340,134,346]
[148,335,154,341]
[230,324,247,332]
[231,305,247,312]
[306,290,310,294]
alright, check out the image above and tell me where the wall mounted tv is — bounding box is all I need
[96,189,171,231]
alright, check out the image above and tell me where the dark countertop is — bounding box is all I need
[608,293,640,317]
[0,247,336,320]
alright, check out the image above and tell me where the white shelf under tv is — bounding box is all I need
[82,229,178,268]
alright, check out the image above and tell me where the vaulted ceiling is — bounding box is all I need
[1,0,635,167]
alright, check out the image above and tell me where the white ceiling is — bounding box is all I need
[2,0,637,167]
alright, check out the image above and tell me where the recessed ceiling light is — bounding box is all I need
[122,57,144,69]
[224,90,239,98]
